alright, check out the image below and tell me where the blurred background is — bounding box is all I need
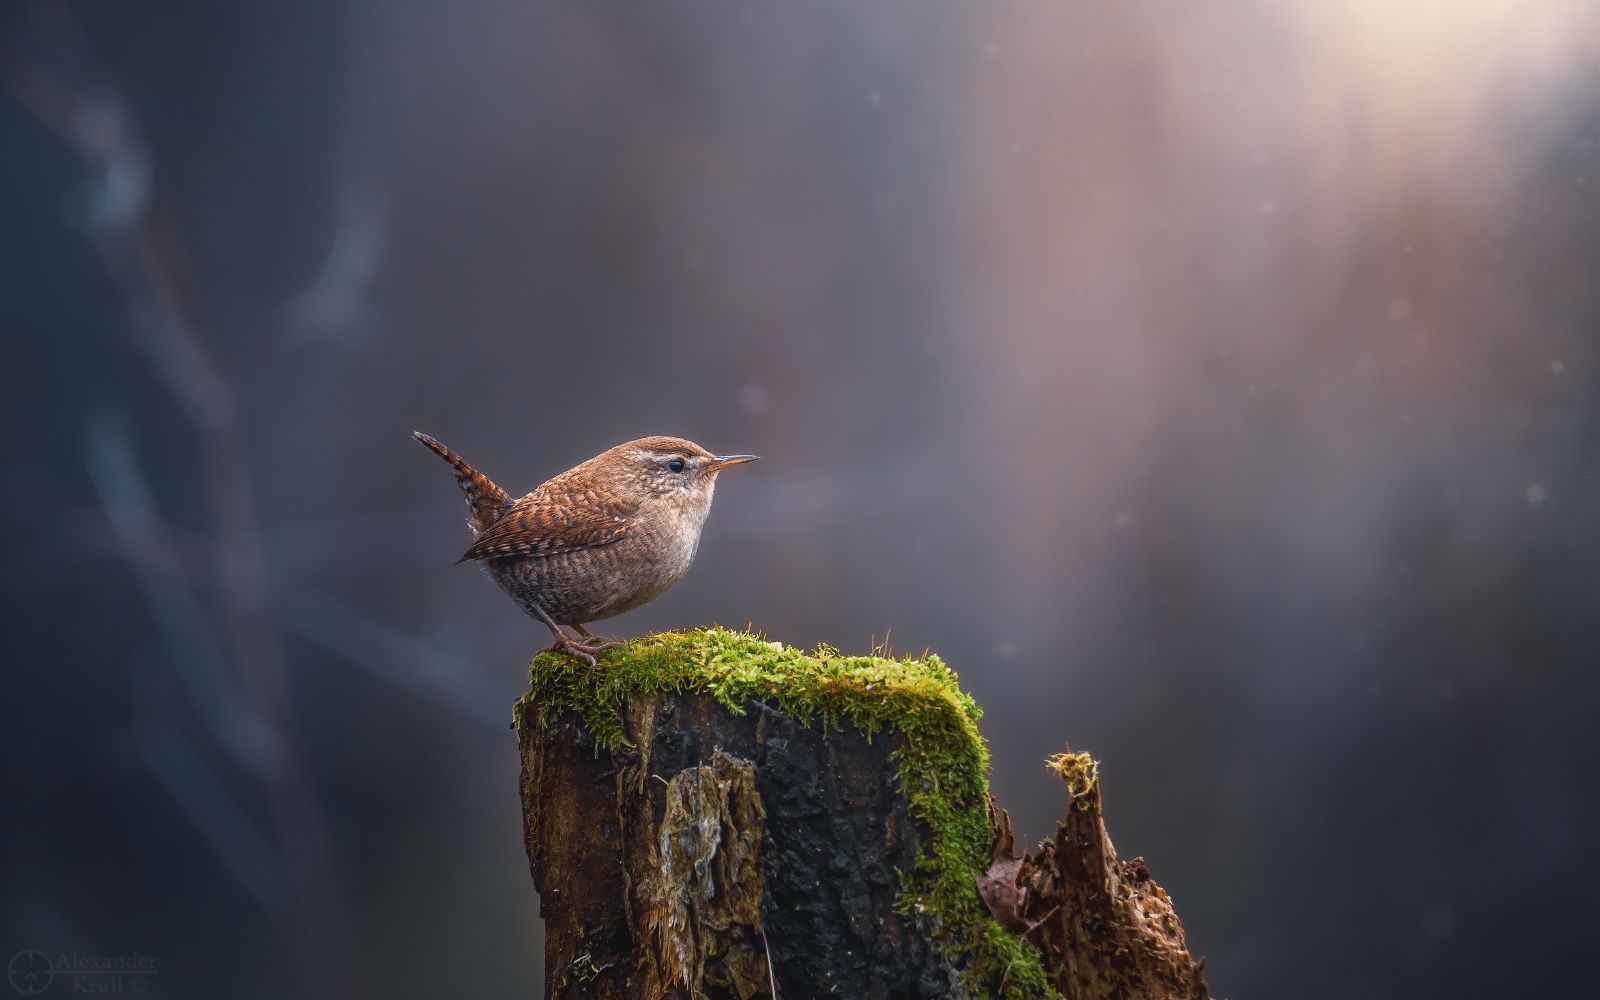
[3,1,1597,997]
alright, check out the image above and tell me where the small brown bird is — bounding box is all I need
[414,432,758,665]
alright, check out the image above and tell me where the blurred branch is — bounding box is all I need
[281,182,386,350]
[84,417,278,774]
[9,4,363,996]
[268,584,508,729]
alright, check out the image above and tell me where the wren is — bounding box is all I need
[414,432,758,665]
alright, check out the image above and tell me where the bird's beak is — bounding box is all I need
[709,454,760,471]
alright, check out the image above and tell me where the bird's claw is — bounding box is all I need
[546,637,598,667]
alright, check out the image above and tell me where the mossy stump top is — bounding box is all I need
[515,627,1057,998]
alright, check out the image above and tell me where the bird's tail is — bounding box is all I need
[413,431,512,536]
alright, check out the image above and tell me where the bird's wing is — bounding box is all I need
[459,481,641,563]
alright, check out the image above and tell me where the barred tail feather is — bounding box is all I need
[412,431,512,536]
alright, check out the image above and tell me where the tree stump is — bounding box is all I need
[516,629,1209,999]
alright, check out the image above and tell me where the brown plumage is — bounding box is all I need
[414,432,758,665]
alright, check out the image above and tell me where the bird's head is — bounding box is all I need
[601,436,759,505]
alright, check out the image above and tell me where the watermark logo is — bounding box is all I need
[7,951,158,995]
[6,952,51,996]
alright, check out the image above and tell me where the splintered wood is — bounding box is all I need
[979,752,1210,1000]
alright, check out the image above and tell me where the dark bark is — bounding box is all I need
[521,691,953,998]
[979,755,1211,1000]
[519,693,1209,999]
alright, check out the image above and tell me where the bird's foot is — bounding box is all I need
[544,635,598,667]
[572,625,625,651]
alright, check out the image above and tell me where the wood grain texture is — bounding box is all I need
[520,692,1211,999]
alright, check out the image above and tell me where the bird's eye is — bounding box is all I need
[666,458,687,473]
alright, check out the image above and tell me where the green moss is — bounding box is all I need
[514,626,1059,999]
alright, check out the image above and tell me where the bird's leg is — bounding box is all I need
[527,602,598,667]
[572,623,625,651]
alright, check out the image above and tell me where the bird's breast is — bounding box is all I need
[641,501,708,583]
